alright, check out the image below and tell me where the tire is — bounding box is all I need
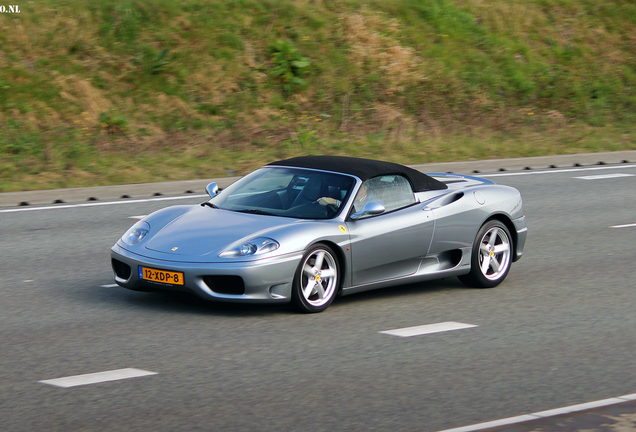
[291,243,340,313]
[459,220,513,288]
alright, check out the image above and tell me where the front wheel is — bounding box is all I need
[291,243,340,313]
[459,220,512,288]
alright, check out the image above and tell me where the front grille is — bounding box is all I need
[202,275,245,295]
[111,258,132,280]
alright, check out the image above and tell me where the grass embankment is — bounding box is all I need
[1,0,635,192]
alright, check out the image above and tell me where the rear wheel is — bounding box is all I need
[291,243,339,313]
[459,220,512,288]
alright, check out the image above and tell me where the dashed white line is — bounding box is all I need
[436,392,636,432]
[100,284,119,288]
[38,368,157,388]
[128,215,147,219]
[574,173,634,180]
[0,194,207,214]
[611,223,636,229]
[379,322,478,337]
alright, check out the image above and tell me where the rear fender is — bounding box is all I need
[426,185,523,256]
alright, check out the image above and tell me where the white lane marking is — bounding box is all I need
[38,368,157,388]
[128,215,147,219]
[436,392,636,432]
[532,397,626,417]
[23,280,33,283]
[611,223,636,229]
[480,164,636,178]
[379,322,477,337]
[0,194,207,214]
[100,284,119,288]
[438,415,538,432]
[574,173,634,180]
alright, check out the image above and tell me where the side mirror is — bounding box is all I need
[350,202,385,220]
[205,182,219,198]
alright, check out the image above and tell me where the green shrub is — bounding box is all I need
[268,39,311,95]
[99,112,128,135]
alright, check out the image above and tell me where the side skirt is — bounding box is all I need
[340,247,471,296]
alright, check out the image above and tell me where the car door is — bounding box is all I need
[346,175,435,286]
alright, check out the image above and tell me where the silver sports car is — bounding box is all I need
[111,156,527,313]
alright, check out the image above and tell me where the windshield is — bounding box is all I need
[210,167,356,219]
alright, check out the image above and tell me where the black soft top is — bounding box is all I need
[268,156,447,192]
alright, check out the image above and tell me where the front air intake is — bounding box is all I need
[202,276,245,295]
[111,258,132,280]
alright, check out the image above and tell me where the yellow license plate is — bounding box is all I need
[139,266,184,285]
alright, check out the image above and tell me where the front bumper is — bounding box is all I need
[111,243,301,303]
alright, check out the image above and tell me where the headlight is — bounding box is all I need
[219,237,280,258]
[121,221,150,246]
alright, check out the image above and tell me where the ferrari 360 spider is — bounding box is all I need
[111,156,526,313]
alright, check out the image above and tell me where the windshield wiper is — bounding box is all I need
[235,208,275,216]
[201,201,219,209]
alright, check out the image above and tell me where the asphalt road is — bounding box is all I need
[1,164,635,432]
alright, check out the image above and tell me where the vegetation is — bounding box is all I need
[1,0,635,192]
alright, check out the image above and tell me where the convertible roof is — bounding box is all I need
[268,156,448,192]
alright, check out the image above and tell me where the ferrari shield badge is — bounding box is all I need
[339,225,347,234]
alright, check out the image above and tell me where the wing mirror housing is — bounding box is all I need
[205,182,219,198]
[350,202,385,220]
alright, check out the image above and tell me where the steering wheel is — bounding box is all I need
[326,203,340,216]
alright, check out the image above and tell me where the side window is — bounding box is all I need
[353,175,416,214]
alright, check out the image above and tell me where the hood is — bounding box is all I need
[144,206,297,260]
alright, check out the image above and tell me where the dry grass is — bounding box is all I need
[341,11,426,94]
